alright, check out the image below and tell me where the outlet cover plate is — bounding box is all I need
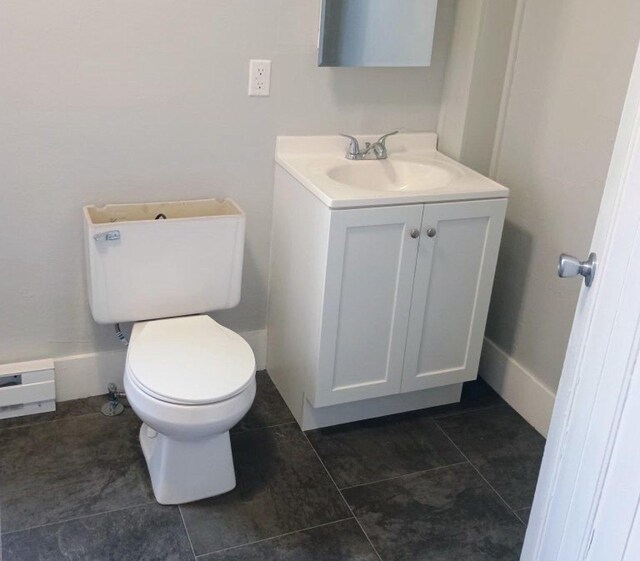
[248,59,271,97]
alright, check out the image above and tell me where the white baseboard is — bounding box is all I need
[55,350,127,402]
[53,329,267,402]
[479,337,556,437]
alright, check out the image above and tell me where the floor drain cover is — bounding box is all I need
[101,401,125,416]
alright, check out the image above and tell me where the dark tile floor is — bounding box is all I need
[0,371,545,561]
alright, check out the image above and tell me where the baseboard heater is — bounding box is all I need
[0,359,56,420]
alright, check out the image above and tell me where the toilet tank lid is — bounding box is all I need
[127,316,256,405]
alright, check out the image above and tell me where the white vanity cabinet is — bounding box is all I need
[267,134,509,430]
[313,198,506,407]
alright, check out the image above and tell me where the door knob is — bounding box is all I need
[410,229,420,239]
[425,227,437,238]
[558,252,597,287]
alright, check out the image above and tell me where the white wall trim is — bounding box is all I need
[489,0,528,179]
[479,336,555,436]
[436,0,486,158]
[52,328,267,402]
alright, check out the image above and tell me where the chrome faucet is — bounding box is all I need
[340,131,399,160]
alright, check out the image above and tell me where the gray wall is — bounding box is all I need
[0,0,456,364]
[487,0,640,392]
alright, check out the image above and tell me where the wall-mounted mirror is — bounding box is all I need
[318,0,438,67]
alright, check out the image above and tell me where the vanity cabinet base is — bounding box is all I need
[300,383,462,431]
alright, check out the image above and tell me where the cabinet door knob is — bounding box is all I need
[410,228,420,239]
[425,227,437,238]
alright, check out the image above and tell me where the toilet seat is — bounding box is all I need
[126,315,256,406]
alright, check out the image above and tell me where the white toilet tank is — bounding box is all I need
[83,198,245,324]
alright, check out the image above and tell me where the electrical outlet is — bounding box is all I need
[248,59,271,96]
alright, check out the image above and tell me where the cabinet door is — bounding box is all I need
[313,205,424,407]
[402,199,507,392]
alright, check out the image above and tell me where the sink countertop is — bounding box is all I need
[275,133,509,209]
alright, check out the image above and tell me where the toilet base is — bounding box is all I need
[139,423,236,505]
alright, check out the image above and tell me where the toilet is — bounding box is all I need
[83,198,256,505]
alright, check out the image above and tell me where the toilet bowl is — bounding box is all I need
[123,314,256,505]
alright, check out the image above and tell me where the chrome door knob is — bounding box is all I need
[425,227,437,238]
[558,252,597,287]
[410,229,420,239]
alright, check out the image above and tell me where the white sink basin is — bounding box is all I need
[325,160,455,192]
[275,133,510,208]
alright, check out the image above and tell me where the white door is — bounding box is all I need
[402,199,507,392]
[522,42,640,561]
[313,204,423,407]
[585,348,640,561]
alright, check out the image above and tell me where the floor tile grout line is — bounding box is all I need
[433,421,525,522]
[231,420,298,436]
[0,499,157,537]
[193,516,355,559]
[513,507,530,526]
[178,505,198,560]
[0,404,137,433]
[338,460,471,492]
[0,395,487,429]
[301,431,385,561]
[0,411,107,433]
[0,414,296,438]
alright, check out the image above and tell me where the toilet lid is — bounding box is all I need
[126,315,256,405]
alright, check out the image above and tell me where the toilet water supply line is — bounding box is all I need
[115,323,129,346]
[101,324,128,416]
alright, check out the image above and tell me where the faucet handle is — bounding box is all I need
[376,130,399,147]
[340,133,360,157]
